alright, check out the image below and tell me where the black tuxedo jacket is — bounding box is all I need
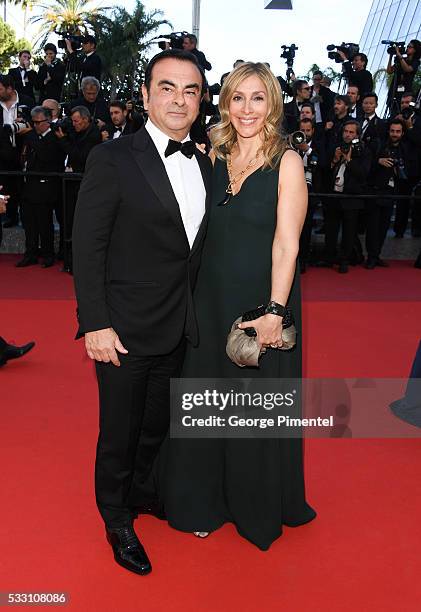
[37,60,66,102]
[331,146,372,209]
[23,131,66,204]
[310,85,335,123]
[66,51,102,82]
[102,118,142,139]
[283,100,301,133]
[361,114,387,147]
[0,93,35,168]
[72,126,212,355]
[8,67,37,100]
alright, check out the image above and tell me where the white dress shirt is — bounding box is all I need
[145,119,206,248]
[1,92,19,126]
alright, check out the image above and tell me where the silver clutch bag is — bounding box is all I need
[226,306,297,368]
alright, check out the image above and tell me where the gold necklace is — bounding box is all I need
[218,150,261,206]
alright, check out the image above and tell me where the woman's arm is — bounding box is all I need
[237,149,307,347]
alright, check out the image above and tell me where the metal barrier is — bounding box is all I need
[1,170,420,268]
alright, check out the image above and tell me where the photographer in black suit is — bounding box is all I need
[37,44,66,103]
[55,105,101,272]
[386,40,421,106]
[72,49,211,575]
[310,70,335,126]
[325,120,371,273]
[365,119,417,268]
[338,51,373,96]
[325,95,352,157]
[347,85,364,121]
[8,50,37,102]
[182,33,212,71]
[283,79,312,133]
[0,75,34,228]
[16,107,65,268]
[101,100,143,141]
[360,92,387,147]
[65,35,102,84]
[296,117,328,271]
[70,77,109,127]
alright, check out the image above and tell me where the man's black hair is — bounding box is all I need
[0,74,15,89]
[313,70,323,77]
[292,79,309,97]
[409,39,421,59]
[144,48,206,94]
[362,91,378,103]
[18,50,31,58]
[299,117,315,127]
[353,53,368,68]
[109,100,127,112]
[44,43,58,54]
[83,35,97,46]
[401,91,415,100]
[335,94,351,109]
[390,118,405,131]
[301,101,315,111]
[342,119,361,136]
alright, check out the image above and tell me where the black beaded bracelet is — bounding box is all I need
[265,301,286,317]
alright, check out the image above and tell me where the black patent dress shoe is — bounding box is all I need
[106,525,152,575]
[16,256,38,268]
[41,257,55,268]
[376,258,389,268]
[338,263,349,274]
[2,341,35,363]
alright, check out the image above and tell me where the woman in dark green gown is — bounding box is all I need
[163,63,316,551]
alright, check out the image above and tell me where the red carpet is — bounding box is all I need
[1,256,421,611]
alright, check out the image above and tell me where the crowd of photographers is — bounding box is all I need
[0,33,420,272]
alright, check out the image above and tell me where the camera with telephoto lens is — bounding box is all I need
[340,138,362,156]
[154,31,189,51]
[388,149,408,180]
[327,42,359,63]
[401,102,418,121]
[382,40,406,55]
[290,130,306,148]
[50,115,73,135]
[56,30,85,52]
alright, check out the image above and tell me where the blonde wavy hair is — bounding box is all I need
[210,62,287,169]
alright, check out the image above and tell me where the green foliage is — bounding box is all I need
[0,17,32,71]
[89,1,170,99]
[299,63,342,84]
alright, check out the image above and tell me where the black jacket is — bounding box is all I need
[361,114,387,147]
[370,139,419,192]
[37,60,66,103]
[0,93,35,168]
[342,62,373,96]
[191,48,212,71]
[8,67,37,100]
[66,51,102,82]
[331,145,372,209]
[283,99,302,133]
[59,122,102,173]
[102,116,143,140]
[70,95,110,124]
[23,130,66,204]
[310,84,335,123]
[72,126,212,354]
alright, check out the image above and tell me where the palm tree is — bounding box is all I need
[90,1,169,99]
[28,0,108,48]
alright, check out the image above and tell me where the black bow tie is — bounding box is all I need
[165,139,195,159]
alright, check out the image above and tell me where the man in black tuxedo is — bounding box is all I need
[310,70,335,126]
[325,120,371,273]
[36,44,66,103]
[283,79,312,133]
[8,50,37,102]
[339,51,373,97]
[70,77,110,127]
[0,74,34,228]
[65,35,102,84]
[100,100,143,141]
[346,85,364,122]
[72,49,211,575]
[55,105,102,272]
[182,34,212,71]
[360,93,387,147]
[16,107,65,268]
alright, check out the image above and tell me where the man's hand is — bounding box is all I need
[338,50,347,62]
[85,328,128,366]
[65,39,74,54]
[379,157,394,168]
[403,115,414,130]
[0,190,9,215]
[325,120,334,130]
[101,130,109,141]
[54,127,66,139]
[333,146,344,164]
[96,119,106,130]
